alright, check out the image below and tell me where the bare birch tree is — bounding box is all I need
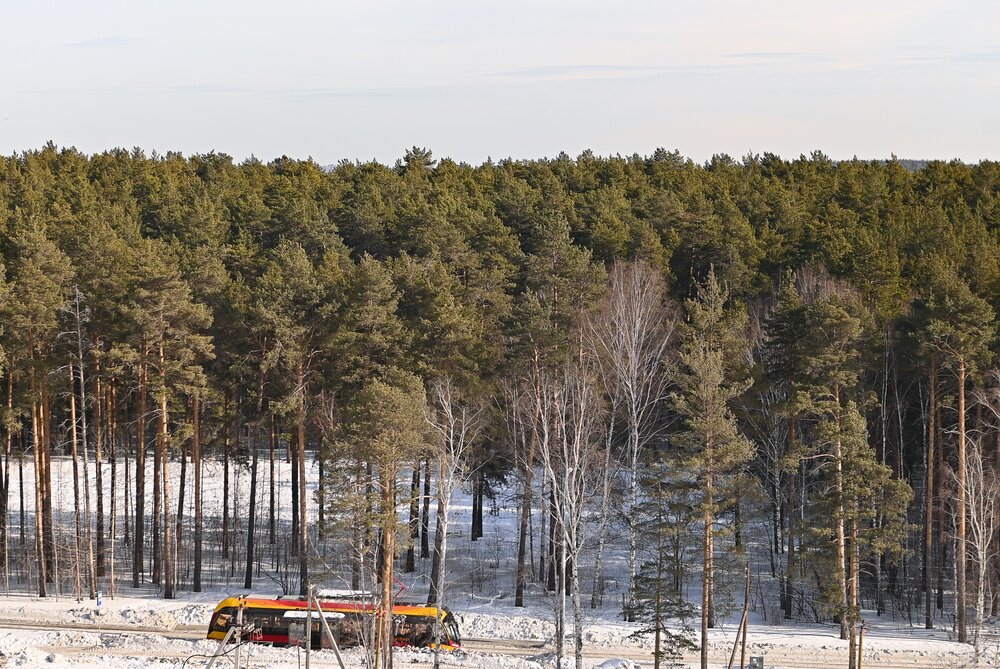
[425,378,483,669]
[65,287,96,598]
[949,437,1000,657]
[588,261,675,616]
[536,366,604,669]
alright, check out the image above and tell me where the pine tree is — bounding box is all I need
[671,269,752,669]
[126,239,212,598]
[630,459,697,669]
[341,371,429,669]
[4,227,72,596]
[919,262,994,643]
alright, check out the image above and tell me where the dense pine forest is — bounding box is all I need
[2,144,1000,667]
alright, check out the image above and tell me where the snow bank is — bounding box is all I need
[461,611,555,640]
[594,659,642,669]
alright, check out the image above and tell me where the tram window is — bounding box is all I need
[394,615,435,647]
[212,608,236,632]
[246,609,287,636]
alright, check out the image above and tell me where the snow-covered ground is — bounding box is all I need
[0,591,985,668]
[0,455,989,667]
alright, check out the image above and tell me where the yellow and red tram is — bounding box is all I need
[207,596,461,650]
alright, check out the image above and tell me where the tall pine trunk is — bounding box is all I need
[924,358,937,628]
[848,517,859,669]
[700,434,713,669]
[470,472,480,541]
[152,370,162,586]
[243,436,259,589]
[957,358,968,643]
[40,385,54,585]
[176,434,186,561]
[834,390,849,641]
[291,435,299,554]
[221,391,230,560]
[245,372,265,590]
[0,374,10,592]
[296,361,308,597]
[30,366,47,597]
[784,417,797,620]
[269,415,276,545]
[421,458,431,559]
[514,460,532,607]
[133,356,147,587]
[160,340,175,599]
[405,463,419,573]
[428,476,446,605]
[79,385,96,597]
[109,379,118,598]
[193,393,203,592]
[95,371,106,580]
[375,461,396,669]
[937,392,946,612]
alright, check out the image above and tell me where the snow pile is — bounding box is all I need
[172,603,215,626]
[117,606,178,628]
[594,659,642,669]
[0,631,61,667]
[461,611,554,640]
[579,623,646,648]
[524,652,585,669]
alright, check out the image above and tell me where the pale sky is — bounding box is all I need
[2,0,999,165]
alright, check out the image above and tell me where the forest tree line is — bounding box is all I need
[1,145,1000,668]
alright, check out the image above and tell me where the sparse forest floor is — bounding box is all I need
[0,457,986,669]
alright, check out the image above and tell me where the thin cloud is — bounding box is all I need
[725,51,810,59]
[952,50,1000,63]
[22,83,247,97]
[492,64,662,78]
[488,63,729,83]
[59,36,146,49]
